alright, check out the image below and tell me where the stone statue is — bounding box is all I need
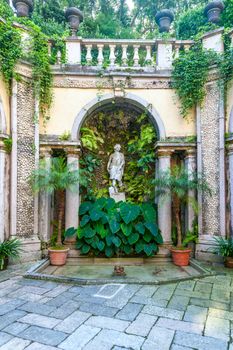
[107,144,125,193]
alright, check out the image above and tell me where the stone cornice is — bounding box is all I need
[155,141,196,154]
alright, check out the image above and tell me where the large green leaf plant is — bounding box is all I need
[66,198,163,257]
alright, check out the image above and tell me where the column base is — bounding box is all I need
[195,235,223,263]
[11,235,42,262]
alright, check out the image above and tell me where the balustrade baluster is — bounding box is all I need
[174,44,180,58]
[85,44,92,64]
[97,44,104,66]
[145,45,152,65]
[109,45,116,67]
[121,45,128,66]
[133,45,140,67]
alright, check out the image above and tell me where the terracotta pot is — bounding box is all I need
[225,257,233,268]
[204,1,224,24]
[13,0,33,17]
[170,247,191,266]
[155,9,174,33]
[65,7,83,36]
[48,247,69,266]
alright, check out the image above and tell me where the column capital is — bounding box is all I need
[65,146,81,158]
[40,146,52,158]
[184,148,196,158]
[156,148,173,158]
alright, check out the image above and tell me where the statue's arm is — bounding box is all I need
[107,155,113,172]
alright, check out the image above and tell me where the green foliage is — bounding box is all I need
[212,236,233,257]
[59,131,71,141]
[0,239,22,270]
[154,166,210,247]
[0,20,22,89]
[67,198,163,257]
[30,157,81,193]
[3,137,12,154]
[172,44,219,118]
[176,6,208,40]
[81,127,104,151]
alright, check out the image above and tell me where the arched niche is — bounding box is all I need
[71,93,166,141]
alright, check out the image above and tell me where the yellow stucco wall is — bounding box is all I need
[41,87,196,138]
[0,77,10,134]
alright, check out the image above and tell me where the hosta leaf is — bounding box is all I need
[76,240,83,249]
[144,244,154,256]
[79,202,93,215]
[120,203,140,224]
[106,235,113,246]
[96,240,105,251]
[112,236,121,248]
[143,232,152,243]
[135,222,145,235]
[141,203,156,222]
[105,198,116,211]
[128,233,139,245]
[82,226,95,238]
[65,227,77,237]
[80,215,90,227]
[144,222,158,237]
[135,241,144,254]
[101,213,108,224]
[90,209,102,221]
[123,245,132,255]
[81,244,91,254]
[95,197,107,209]
[156,232,163,244]
[109,219,120,234]
[121,223,132,236]
[77,227,84,239]
[105,246,114,257]
[95,222,108,239]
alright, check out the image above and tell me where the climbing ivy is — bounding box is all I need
[172,43,219,118]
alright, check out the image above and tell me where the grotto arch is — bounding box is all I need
[71,92,166,141]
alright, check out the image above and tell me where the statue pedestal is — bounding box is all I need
[109,191,126,202]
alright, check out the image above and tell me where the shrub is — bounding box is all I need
[66,198,163,257]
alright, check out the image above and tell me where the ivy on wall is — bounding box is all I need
[172,39,233,118]
[0,12,53,123]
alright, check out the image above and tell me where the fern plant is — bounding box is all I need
[0,239,22,270]
[154,166,210,248]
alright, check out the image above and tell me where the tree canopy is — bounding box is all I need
[2,0,233,39]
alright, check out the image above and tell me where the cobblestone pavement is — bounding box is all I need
[0,268,233,349]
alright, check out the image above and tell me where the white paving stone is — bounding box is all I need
[184,305,208,324]
[85,316,130,331]
[25,343,58,350]
[142,305,184,320]
[156,317,203,334]
[205,316,230,341]
[142,326,175,350]
[55,311,91,333]
[58,324,101,349]
[19,314,61,329]
[0,337,30,350]
[126,313,157,336]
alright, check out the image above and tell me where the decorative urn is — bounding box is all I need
[65,7,84,36]
[204,1,224,24]
[13,0,33,17]
[155,9,174,33]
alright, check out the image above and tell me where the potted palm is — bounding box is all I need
[212,237,233,268]
[0,238,22,270]
[154,166,210,266]
[31,157,80,266]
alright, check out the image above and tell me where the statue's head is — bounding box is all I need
[114,144,121,151]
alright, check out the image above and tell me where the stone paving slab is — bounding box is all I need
[0,264,233,349]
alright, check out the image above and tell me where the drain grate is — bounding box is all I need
[93,284,125,299]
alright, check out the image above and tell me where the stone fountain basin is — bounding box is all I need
[24,257,215,285]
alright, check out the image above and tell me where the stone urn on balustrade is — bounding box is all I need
[204,1,225,24]
[65,7,84,36]
[155,9,174,33]
[13,0,33,17]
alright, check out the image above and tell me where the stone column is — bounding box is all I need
[228,143,233,236]
[184,149,196,231]
[0,137,7,242]
[65,147,81,244]
[157,149,172,245]
[38,147,52,243]
[195,80,225,261]
[11,79,41,261]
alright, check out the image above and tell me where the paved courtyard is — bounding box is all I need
[0,266,233,349]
